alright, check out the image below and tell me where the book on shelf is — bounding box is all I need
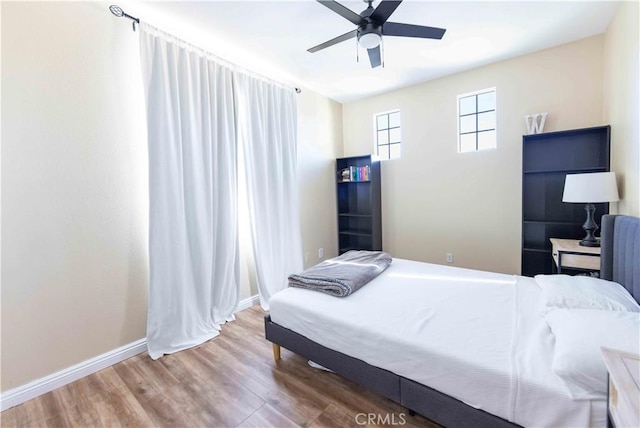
[339,165,371,182]
[354,165,369,181]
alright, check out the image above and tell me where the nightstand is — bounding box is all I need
[549,238,601,274]
[601,347,640,428]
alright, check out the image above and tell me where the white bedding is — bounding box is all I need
[269,259,606,427]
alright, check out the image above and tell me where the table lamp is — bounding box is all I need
[562,172,619,247]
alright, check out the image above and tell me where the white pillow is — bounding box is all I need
[545,308,640,399]
[535,274,640,312]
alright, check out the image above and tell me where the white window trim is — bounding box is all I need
[373,109,401,161]
[457,87,497,153]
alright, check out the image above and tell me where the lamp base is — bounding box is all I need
[580,203,599,247]
[579,239,600,247]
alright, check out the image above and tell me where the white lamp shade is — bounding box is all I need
[562,172,619,203]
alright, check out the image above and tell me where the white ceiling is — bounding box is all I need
[130,0,619,103]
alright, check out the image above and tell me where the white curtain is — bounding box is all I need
[234,74,303,310]
[139,23,239,360]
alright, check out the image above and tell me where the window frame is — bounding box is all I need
[373,110,401,160]
[457,88,497,153]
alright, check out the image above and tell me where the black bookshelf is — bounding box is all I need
[521,125,610,276]
[336,155,382,254]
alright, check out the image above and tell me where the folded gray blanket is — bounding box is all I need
[288,250,392,297]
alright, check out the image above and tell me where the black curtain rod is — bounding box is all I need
[109,5,140,31]
[108,5,301,94]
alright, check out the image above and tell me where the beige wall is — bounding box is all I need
[604,0,639,217]
[1,2,341,392]
[343,36,605,274]
[297,90,343,268]
[2,2,149,391]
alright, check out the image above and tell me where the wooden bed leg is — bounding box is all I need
[272,343,281,361]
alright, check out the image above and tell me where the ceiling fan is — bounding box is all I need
[308,0,446,68]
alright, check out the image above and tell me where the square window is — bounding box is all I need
[478,130,496,150]
[477,91,495,112]
[378,130,389,145]
[457,89,496,152]
[378,144,389,160]
[377,115,388,129]
[389,112,401,128]
[389,143,401,159]
[459,96,476,115]
[477,111,495,131]
[460,115,476,133]
[389,127,401,143]
[460,134,476,152]
[374,110,401,160]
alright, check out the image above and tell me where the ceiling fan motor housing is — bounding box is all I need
[358,22,382,49]
[308,0,446,68]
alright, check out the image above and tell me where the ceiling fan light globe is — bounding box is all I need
[358,32,381,49]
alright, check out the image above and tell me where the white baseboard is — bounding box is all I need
[237,293,261,311]
[0,294,260,412]
[0,339,147,412]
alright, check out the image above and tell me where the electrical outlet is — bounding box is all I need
[318,248,324,259]
[446,253,453,263]
[305,252,310,263]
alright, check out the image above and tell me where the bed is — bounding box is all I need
[265,214,640,427]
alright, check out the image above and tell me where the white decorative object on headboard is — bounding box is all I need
[525,112,547,135]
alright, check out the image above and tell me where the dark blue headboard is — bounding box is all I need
[600,215,640,303]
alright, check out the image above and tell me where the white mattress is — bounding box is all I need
[269,259,606,427]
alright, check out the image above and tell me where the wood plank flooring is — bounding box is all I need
[1,305,439,427]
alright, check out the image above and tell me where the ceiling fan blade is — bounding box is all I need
[383,22,446,39]
[370,0,402,25]
[308,29,358,53]
[317,0,363,26]
[367,46,382,68]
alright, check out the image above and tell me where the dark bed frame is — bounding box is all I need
[265,215,640,428]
